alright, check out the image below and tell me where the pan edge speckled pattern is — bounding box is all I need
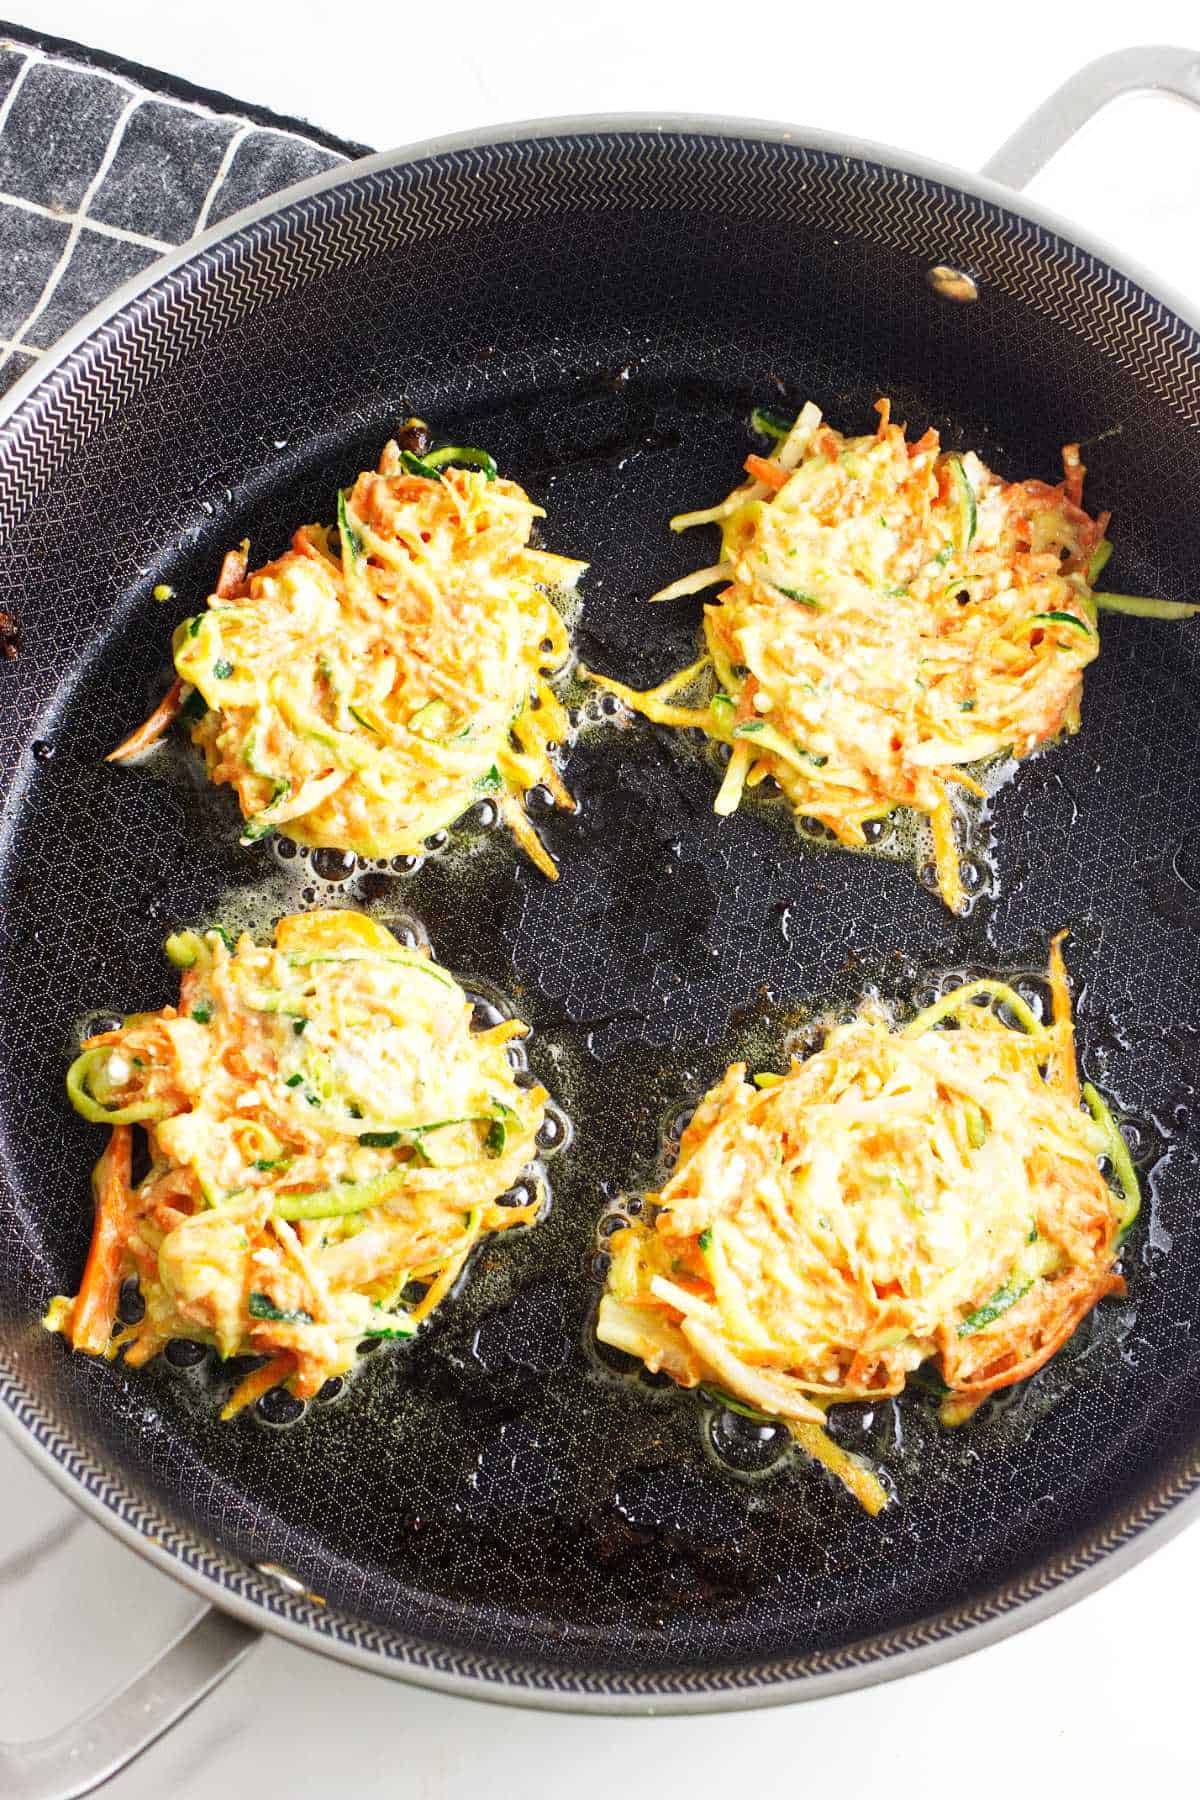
[1,113,1200,1710]
[4,1346,1200,1712]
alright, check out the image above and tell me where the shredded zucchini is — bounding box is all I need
[597,935,1137,1513]
[48,911,550,1414]
[585,398,1185,913]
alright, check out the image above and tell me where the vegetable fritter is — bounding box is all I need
[586,399,1192,909]
[110,435,587,878]
[47,911,548,1414]
[598,935,1137,1511]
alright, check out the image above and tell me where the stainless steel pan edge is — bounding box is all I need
[0,43,1198,1796]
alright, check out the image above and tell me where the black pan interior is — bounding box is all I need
[0,130,1199,1687]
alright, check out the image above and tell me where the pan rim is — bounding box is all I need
[2,108,1198,1711]
[1,108,1199,432]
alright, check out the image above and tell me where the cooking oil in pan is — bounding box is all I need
[578,666,1004,920]
[577,945,1168,1515]
[47,613,1179,1575]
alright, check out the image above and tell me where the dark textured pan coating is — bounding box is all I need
[0,129,1198,1699]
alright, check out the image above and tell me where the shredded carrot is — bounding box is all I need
[106,679,183,763]
[108,442,586,875]
[599,940,1135,1515]
[1062,443,1085,509]
[945,1270,1123,1399]
[70,1125,132,1354]
[594,397,1106,913]
[220,1352,295,1421]
[410,1212,485,1322]
[475,1018,528,1048]
[1047,928,1080,1103]
[743,453,789,491]
[944,768,987,800]
[50,910,552,1416]
[215,540,249,598]
[122,1330,168,1367]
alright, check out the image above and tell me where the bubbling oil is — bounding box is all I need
[61,601,1174,1521]
[575,658,1005,918]
[580,941,1167,1509]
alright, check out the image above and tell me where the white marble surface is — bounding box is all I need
[7,1,1200,1792]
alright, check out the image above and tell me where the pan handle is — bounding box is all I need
[982,44,1200,190]
[0,1605,259,1800]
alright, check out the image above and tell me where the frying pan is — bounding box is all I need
[2,44,1200,1796]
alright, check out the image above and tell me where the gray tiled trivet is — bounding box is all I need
[0,21,367,393]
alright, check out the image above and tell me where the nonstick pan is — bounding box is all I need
[3,45,1200,1796]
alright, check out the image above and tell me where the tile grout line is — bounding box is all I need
[0,44,353,378]
[0,47,32,132]
[0,91,143,376]
[0,187,173,253]
[192,121,251,235]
